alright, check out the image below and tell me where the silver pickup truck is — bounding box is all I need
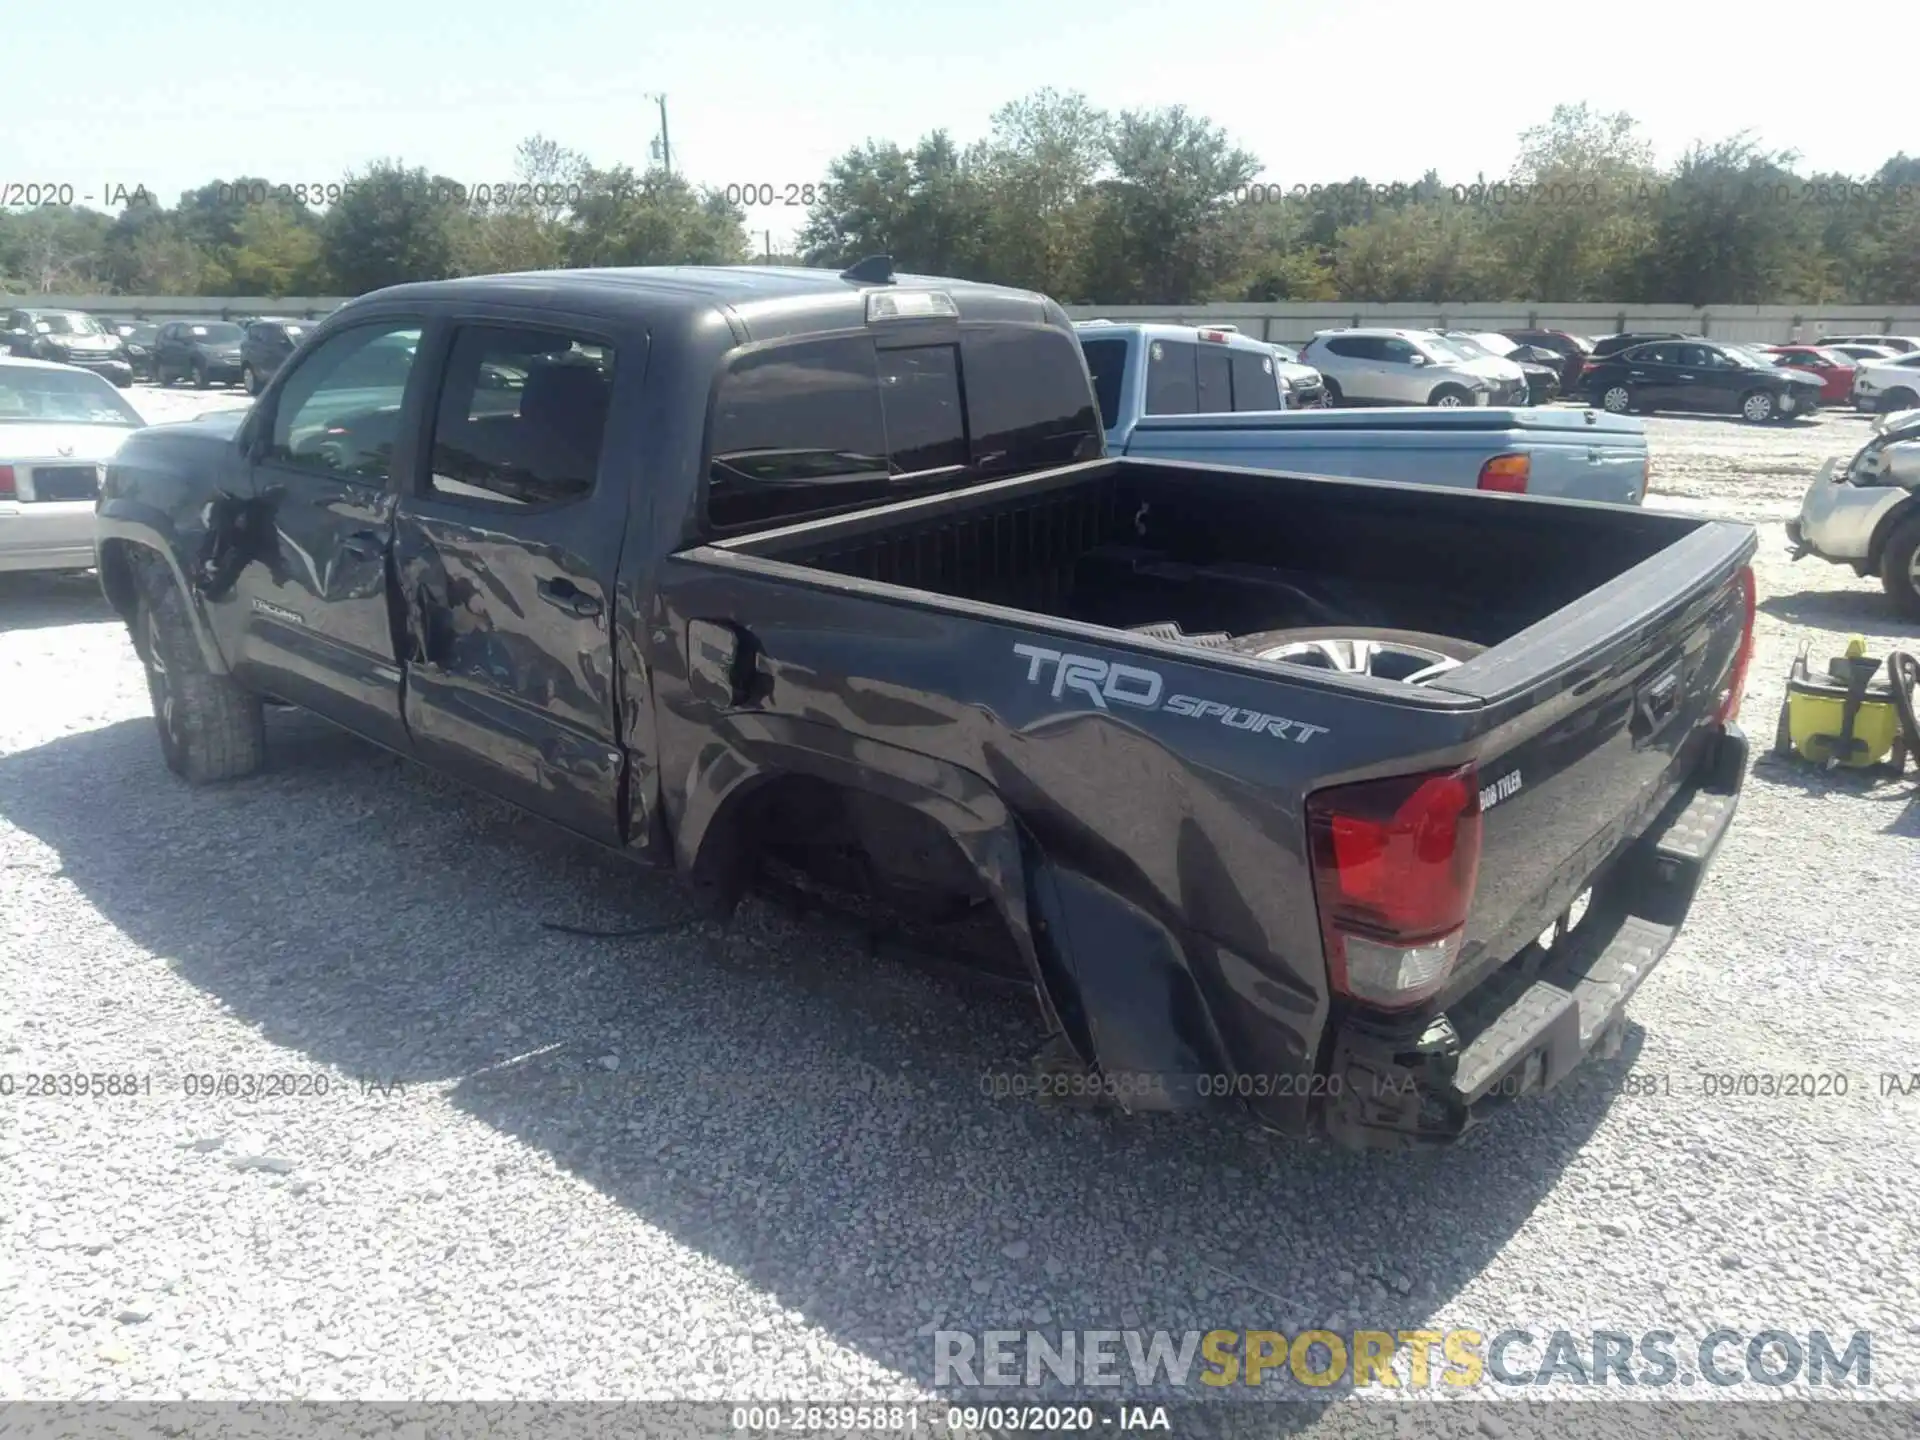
[1076,322,1649,504]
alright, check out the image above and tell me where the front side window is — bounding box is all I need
[268,321,423,482]
[427,325,616,506]
[1381,338,1421,364]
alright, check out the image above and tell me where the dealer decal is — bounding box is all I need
[250,597,306,626]
[1012,642,1328,744]
[1480,768,1523,811]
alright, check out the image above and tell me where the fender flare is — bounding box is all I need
[675,714,1086,1053]
[95,504,231,675]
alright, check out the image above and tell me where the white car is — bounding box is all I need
[1819,333,1920,356]
[0,357,145,574]
[1853,353,1920,414]
[1299,328,1501,408]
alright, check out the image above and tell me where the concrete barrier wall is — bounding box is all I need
[8,294,1919,347]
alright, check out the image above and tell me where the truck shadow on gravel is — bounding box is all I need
[0,572,116,633]
[0,712,1634,1406]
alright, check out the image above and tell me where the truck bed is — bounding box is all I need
[717,455,1691,650]
[1118,406,1649,504]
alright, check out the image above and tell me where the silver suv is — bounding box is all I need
[1299,328,1493,407]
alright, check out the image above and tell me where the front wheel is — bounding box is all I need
[192,360,210,390]
[242,364,260,396]
[1429,385,1472,408]
[133,564,266,783]
[1740,390,1777,423]
[1881,514,1920,620]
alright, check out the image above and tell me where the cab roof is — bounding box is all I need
[354,264,1066,346]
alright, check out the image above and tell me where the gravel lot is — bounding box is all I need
[3,389,1917,1425]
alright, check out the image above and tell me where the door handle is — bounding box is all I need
[1677,374,1696,381]
[537,576,602,619]
[341,530,382,559]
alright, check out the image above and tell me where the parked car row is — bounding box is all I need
[1,308,320,393]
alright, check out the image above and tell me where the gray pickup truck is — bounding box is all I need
[1077,321,1649,504]
[96,261,1751,1150]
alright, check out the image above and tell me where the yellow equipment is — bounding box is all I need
[1774,637,1919,772]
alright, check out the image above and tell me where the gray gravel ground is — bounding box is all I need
[3,392,1917,1428]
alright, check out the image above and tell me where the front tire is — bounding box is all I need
[242,364,260,396]
[192,359,210,390]
[1322,377,1345,407]
[1740,390,1777,423]
[133,563,266,783]
[1880,514,1920,620]
[1429,384,1472,408]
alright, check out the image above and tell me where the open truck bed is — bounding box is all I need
[670,455,1756,1146]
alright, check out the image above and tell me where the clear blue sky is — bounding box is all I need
[17,0,1899,248]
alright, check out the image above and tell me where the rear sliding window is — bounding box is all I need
[707,327,1100,531]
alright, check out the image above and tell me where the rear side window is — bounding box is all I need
[1144,340,1198,415]
[1230,350,1281,411]
[426,324,616,507]
[1323,336,1374,359]
[707,327,1099,530]
[1079,338,1127,430]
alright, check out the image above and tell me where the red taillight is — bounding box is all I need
[0,465,14,499]
[1478,454,1529,493]
[1307,765,1483,1010]
[1198,329,1230,344]
[1716,565,1757,725]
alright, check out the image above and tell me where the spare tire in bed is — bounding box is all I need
[1227,626,1485,686]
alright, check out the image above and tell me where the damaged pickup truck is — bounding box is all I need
[95,260,1757,1149]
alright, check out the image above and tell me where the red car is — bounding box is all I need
[1760,345,1858,405]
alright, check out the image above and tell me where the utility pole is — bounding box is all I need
[646,93,671,178]
[764,229,772,264]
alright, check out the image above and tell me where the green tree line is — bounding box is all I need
[4,100,1915,305]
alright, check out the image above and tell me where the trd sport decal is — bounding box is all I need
[1012,642,1329,744]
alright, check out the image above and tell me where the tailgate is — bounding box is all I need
[1428,520,1754,999]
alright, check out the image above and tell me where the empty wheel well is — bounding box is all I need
[696,774,993,913]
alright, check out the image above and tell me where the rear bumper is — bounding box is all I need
[0,501,101,573]
[61,357,133,384]
[1319,724,1747,1150]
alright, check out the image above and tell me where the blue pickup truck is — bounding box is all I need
[1075,322,1650,504]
